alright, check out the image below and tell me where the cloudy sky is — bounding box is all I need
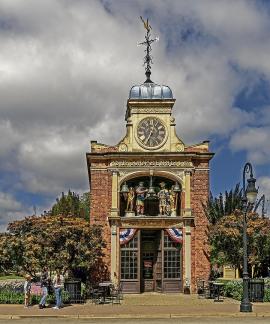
[0,0,270,231]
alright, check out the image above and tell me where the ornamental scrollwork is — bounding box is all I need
[110,160,193,168]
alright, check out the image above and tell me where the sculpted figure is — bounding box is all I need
[136,182,148,215]
[170,187,177,211]
[158,182,169,215]
[126,187,135,212]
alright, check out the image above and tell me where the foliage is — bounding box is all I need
[50,190,90,220]
[223,280,243,301]
[209,210,270,276]
[222,279,270,302]
[203,183,243,225]
[0,215,105,279]
[0,289,70,304]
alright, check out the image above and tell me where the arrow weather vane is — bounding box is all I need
[138,16,159,83]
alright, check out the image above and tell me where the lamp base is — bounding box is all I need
[240,302,252,312]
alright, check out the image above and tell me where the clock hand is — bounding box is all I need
[145,128,154,144]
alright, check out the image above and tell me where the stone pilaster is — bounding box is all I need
[110,169,119,217]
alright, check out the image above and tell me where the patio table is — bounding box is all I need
[213,282,224,302]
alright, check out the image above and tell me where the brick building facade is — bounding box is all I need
[86,77,214,293]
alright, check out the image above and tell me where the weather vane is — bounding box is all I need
[138,16,159,83]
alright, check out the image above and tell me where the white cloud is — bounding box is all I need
[0,192,27,232]
[230,126,270,165]
[0,0,270,230]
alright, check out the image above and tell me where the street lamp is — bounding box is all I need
[254,194,266,218]
[240,162,258,313]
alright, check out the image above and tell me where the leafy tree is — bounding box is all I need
[203,183,243,225]
[0,215,105,281]
[209,210,270,277]
[50,190,90,220]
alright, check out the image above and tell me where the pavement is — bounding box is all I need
[0,293,270,319]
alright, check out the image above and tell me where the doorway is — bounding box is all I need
[141,230,161,292]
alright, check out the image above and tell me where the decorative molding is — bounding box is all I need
[120,216,183,229]
[118,170,130,179]
[175,170,184,182]
[131,107,171,114]
[110,160,193,168]
[119,143,128,152]
[176,144,185,152]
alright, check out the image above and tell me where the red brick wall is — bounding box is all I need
[190,164,210,291]
[90,168,112,280]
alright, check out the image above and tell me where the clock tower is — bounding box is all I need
[86,18,214,294]
[119,82,184,153]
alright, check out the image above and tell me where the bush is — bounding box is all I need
[0,290,70,305]
[223,279,270,302]
[264,278,270,302]
[223,280,243,301]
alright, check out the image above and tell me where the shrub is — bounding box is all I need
[223,280,243,301]
[0,290,70,305]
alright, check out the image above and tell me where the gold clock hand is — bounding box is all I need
[145,128,154,144]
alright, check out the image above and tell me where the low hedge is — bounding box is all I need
[0,290,70,305]
[220,278,270,302]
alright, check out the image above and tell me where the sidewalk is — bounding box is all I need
[0,293,270,319]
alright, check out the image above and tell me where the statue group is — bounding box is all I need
[123,181,179,216]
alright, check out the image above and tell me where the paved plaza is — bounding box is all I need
[0,293,269,320]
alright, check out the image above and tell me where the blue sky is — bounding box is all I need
[0,0,269,230]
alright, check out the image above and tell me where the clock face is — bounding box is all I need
[136,117,167,149]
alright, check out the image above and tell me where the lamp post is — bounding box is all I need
[254,194,266,218]
[240,162,258,313]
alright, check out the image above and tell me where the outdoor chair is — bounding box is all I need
[89,285,103,304]
[197,279,215,299]
[108,285,121,305]
[197,278,206,298]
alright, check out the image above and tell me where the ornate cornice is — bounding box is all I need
[109,160,193,168]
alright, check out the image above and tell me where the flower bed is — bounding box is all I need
[0,279,70,304]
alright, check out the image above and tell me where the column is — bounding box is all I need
[183,171,192,291]
[184,170,192,217]
[110,223,118,284]
[184,221,191,291]
[110,170,119,284]
[110,169,119,217]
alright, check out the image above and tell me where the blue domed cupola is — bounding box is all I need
[129,83,173,100]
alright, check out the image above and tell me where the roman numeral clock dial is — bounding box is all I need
[136,117,167,149]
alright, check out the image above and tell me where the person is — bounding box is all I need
[52,269,64,309]
[39,267,49,309]
[135,182,148,215]
[126,187,135,212]
[158,182,169,215]
[24,274,32,308]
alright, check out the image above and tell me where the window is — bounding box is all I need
[163,233,181,279]
[121,234,138,280]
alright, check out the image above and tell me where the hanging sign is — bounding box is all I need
[166,228,183,243]
[119,228,137,245]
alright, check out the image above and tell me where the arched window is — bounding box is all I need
[120,176,181,217]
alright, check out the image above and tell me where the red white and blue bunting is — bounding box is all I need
[165,228,183,244]
[119,228,137,245]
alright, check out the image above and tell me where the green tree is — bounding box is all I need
[50,190,90,220]
[209,210,270,277]
[203,183,243,225]
[0,215,105,281]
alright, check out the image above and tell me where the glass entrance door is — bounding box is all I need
[141,230,161,292]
